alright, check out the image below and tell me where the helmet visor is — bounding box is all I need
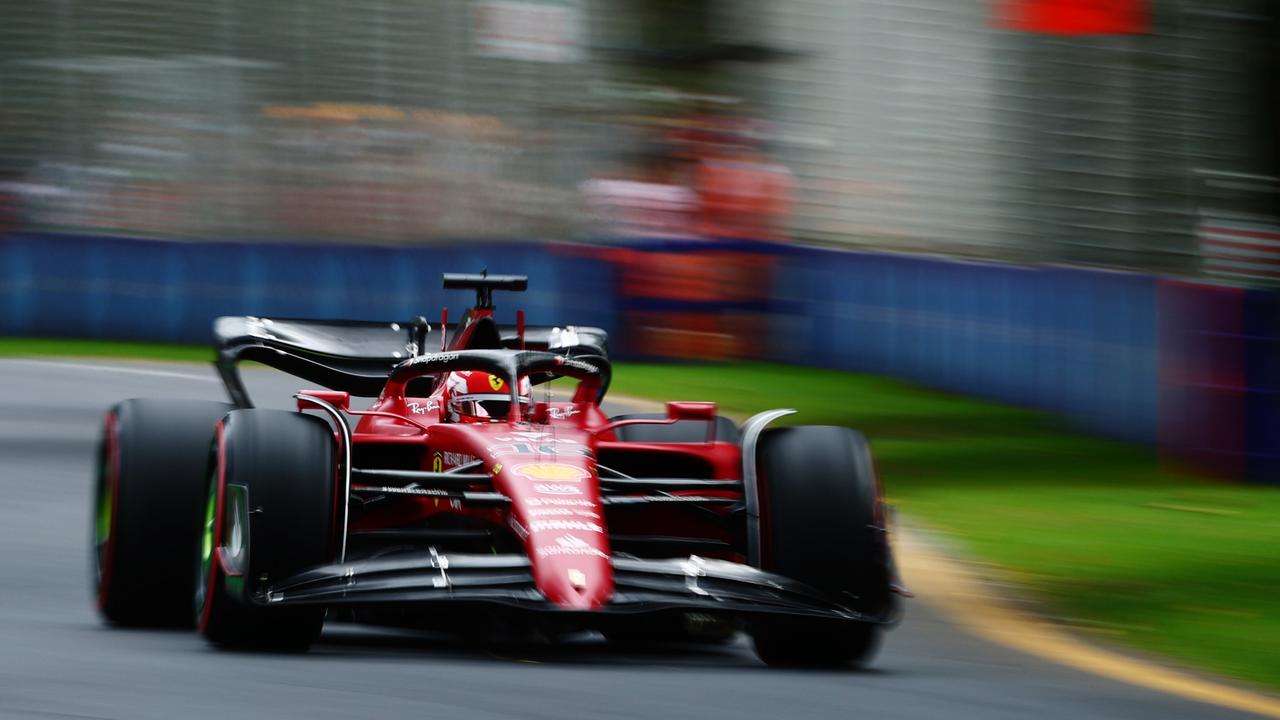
[451,393,529,420]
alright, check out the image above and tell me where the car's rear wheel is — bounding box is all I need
[94,399,232,626]
[749,425,892,668]
[197,409,335,650]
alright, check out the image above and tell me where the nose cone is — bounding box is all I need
[533,550,614,610]
[484,441,614,610]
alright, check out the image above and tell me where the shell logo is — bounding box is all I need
[515,463,589,482]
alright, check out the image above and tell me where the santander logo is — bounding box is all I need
[535,533,608,559]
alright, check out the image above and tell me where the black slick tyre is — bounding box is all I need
[749,425,891,668]
[197,409,335,650]
[94,398,232,626]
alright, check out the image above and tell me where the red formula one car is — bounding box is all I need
[92,273,903,667]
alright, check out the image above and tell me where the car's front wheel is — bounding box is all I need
[748,425,893,668]
[197,409,335,650]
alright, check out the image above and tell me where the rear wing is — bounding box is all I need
[214,316,608,408]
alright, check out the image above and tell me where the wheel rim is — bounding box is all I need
[195,471,217,617]
[94,413,119,600]
[93,471,112,584]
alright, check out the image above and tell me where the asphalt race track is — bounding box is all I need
[0,358,1259,720]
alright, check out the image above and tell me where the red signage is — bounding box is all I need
[994,0,1147,34]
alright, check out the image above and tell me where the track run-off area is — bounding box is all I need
[0,358,1269,720]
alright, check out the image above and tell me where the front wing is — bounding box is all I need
[255,552,899,624]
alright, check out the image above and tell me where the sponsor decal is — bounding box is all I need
[529,519,603,533]
[526,496,594,508]
[405,351,460,365]
[536,534,608,559]
[547,406,581,420]
[432,453,444,472]
[528,507,572,517]
[532,483,581,496]
[514,463,589,482]
[365,485,451,497]
[490,463,503,476]
[494,432,579,443]
[527,507,600,519]
[556,357,598,375]
[488,444,520,457]
[438,451,476,466]
[406,400,439,415]
[488,375,506,391]
[488,441,590,458]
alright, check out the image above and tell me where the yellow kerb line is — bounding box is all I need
[896,528,1280,719]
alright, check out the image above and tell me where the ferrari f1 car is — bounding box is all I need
[93,273,904,667]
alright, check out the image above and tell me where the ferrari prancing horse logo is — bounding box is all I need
[488,375,505,391]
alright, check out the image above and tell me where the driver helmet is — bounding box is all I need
[443,371,531,422]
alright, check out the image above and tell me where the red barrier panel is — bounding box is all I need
[611,245,775,360]
[1158,279,1246,479]
[993,0,1148,34]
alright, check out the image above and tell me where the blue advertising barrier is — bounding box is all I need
[773,248,1159,444]
[1,234,617,345]
[3,233,1273,480]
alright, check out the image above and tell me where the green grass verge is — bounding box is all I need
[0,337,212,362]
[2,339,1276,689]
[610,362,1280,691]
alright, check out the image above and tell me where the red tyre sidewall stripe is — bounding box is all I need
[96,412,120,611]
[868,446,887,529]
[199,421,228,634]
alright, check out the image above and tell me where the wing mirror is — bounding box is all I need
[592,401,720,441]
[666,401,717,421]
[297,390,351,413]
